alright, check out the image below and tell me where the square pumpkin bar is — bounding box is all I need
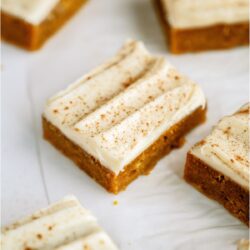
[43,40,206,194]
[154,0,249,53]
[1,0,87,50]
[185,103,249,226]
[1,196,118,250]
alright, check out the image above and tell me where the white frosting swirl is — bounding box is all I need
[161,0,249,29]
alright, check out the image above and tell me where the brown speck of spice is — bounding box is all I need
[197,140,206,146]
[53,109,58,113]
[236,155,244,162]
[122,77,133,88]
[223,126,231,135]
[36,234,43,240]
[64,106,69,110]
[31,215,38,220]
[48,225,53,231]
[174,75,179,80]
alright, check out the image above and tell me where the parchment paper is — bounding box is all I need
[2,0,249,249]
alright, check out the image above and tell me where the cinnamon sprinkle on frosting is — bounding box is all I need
[43,40,206,175]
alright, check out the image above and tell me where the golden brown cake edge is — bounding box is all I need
[153,0,249,54]
[184,152,249,226]
[1,0,88,51]
[43,106,206,194]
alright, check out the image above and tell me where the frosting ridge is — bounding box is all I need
[44,40,206,174]
[1,196,118,250]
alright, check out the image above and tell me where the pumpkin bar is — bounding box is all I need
[42,40,206,194]
[1,0,87,51]
[1,195,118,250]
[154,0,249,54]
[184,103,249,226]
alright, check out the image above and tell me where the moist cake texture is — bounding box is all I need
[1,0,87,50]
[1,196,118,250]
[155,0,249,53]
[185,103,249,225]
[43,40,206,193]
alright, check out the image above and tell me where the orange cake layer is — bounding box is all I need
[154,0,249,54]
[42,40,206,193]
[185,153,249,226]
[1,0,87,51]
[184,104,249,226]
[43,106,206,194]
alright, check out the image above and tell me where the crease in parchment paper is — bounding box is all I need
[27,78,50,205]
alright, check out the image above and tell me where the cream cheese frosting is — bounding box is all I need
[191,103,249,190]
[1,0,60,24]
[1,196,118,250]
[161,0,249,29]
[43,40,206,175]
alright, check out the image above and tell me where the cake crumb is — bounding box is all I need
[36,233,43,239]
[83,244,90,250]
[113,200,118,206]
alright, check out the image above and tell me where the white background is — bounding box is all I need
[2,0,249,249]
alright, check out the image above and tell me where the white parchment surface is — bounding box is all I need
[2,0,249,249]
